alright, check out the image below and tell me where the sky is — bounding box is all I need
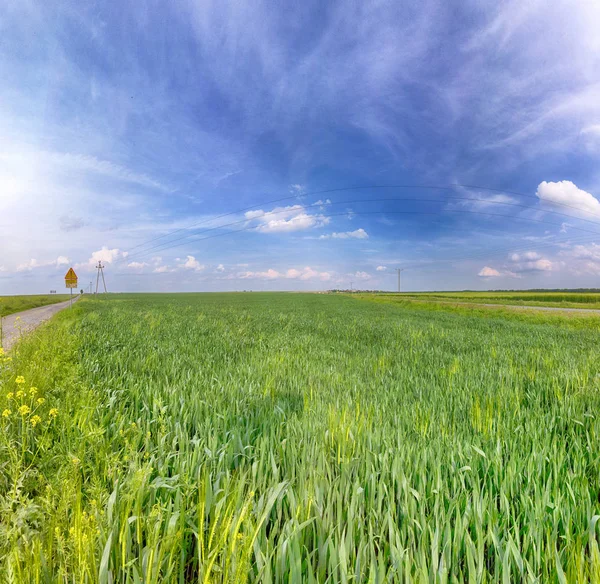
[1,0,600,293]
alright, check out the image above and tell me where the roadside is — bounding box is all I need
[0,296,79,351]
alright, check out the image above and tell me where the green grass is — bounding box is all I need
[1,293,600,582]
[380,290,600,309]
[0,294,70,318]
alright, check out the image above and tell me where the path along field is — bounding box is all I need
[384,290,600,310]
[1,293,600,582]
[0,294,70,318]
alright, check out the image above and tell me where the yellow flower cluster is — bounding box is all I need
[1,375,58,427]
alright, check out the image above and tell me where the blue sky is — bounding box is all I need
[1,0,600,293]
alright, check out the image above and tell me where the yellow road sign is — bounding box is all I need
[65,267,78,289]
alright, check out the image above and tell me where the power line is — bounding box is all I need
[117,195,600,266]
[119,184,600,261]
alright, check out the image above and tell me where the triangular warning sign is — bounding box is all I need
[65,267,77,280]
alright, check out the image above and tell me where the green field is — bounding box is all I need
[381,290,600,310]
[0,294,70,318]
[2,293,600,582]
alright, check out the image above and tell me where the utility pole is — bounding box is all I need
[95,261,108,294]
[396,268,405,293]
[350,281,354,292]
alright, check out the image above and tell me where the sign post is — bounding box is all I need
[65,267,78,308]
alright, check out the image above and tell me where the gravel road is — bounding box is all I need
[0,298,78,352]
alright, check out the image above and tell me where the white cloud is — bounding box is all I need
[319,228,369,240]
[179,255,205,271]
[245,204,329,233]
[75,247,128,272]
[376,265,387,271]
[510,251,541,262]
[581,124,600,136]
[46,151,168,191]
[536,181,600,216]
[569,243,600,260]
[289,184,305,194]
[16,256,71,272]
[16,259,42,272]
[478,266,502,277]
[128,261,148,269]
[353,271,371,281]
[216,264,225,272]
[239,268,281,280]
[237,266,332,281]
[153,265,171,273]
[512,258,555,273]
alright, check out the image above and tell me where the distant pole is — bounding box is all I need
[70,287,72,308]
[350,281,354,292]
[396,268,405,293]
[95,261,107,294]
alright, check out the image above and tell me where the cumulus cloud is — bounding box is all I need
[237,266,332,281]
[353,271,371,280]
[510,251,541,262]
[245,204,329,233]
[319,228,369,240]
[128,261,148,269]
[478,266,502,277]
[16,256,71,272]
[153,265,171,273]
[376,265,387,271]
[216,264,225,272]
[74,247,128,272]
[569,243,600,260]
[239,268,281,280]
[179,255,205,271]
[536,181,600,216]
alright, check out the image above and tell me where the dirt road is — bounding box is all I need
[0,297,78,352]
[478,302,600,314]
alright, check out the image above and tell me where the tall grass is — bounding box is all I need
[1,293,600,582]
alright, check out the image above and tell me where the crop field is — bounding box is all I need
[1,293,600,582]
[0,294,70,318]
[384,291,600,310]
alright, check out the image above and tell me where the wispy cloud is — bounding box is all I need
[319,228,369,240]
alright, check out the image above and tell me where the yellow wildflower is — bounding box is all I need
[0,348,4,356]
[18,405,31,416]
[49,408,58,418]
[15,376,25,385]
[72,457,80,467]
[2,409,10,418]
[6,392,13,400]
[36,397,45,405]
[29,387,38,397]
[31,415,42,427]
[16,390,25,399]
